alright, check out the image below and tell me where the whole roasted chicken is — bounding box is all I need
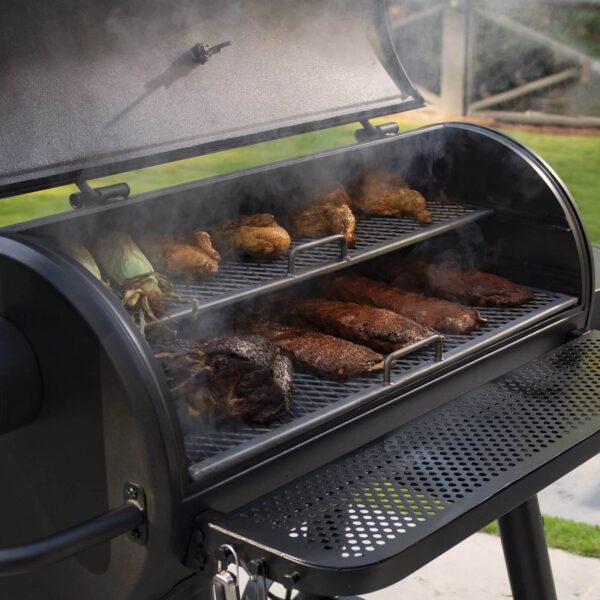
[292,184,357,247]
[351,169,432,224]
[212,214,291,257]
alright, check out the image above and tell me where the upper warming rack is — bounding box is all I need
[157,200,493,326]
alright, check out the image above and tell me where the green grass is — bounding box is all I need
[504,129,600,243]
[482,516,600,559]
[1,119,599,242]
[0,124,360,228]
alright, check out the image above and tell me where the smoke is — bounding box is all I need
[13,0,585,472]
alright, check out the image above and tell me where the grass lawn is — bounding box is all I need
[483,516,600,559]
[1,118,598,242]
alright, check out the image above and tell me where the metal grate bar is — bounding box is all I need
[156,202,492,323]
[206,333,600,595]
[181,290,577,477]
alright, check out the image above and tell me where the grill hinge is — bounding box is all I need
[354,119,400,143]
[70,180,130,210]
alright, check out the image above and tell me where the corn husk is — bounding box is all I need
[92,232,155,287]
[92,232,200,335]
[92,232,177,333]
[65,242,102,281]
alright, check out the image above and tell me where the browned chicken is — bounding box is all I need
[138,233,220,279]
[212,214,291,257]
[192,230,222,262]
[325,275,486,334]
[380,257,534,307]
[273,295,436,353]
[241,321,384,379]
[351,169,432,224]
[292,185,357,247]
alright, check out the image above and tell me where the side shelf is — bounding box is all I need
[201,331,600,596]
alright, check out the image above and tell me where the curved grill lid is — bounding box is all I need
[0,0,423,197]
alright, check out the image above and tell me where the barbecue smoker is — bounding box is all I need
[0,1,598,599]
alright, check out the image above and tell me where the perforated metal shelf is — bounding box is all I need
[205,332,600,596]
[182,289,577,480]
[158,201,492,323]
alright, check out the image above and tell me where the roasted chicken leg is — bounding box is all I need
[138,233,220,279]
[212,214,291,257]
[351,169,432,224]
[292,185,357,247]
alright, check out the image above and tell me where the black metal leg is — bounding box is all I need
[498,495,557,600]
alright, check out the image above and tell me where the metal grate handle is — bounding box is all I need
[287,234,349,276]
[384,334,444,385]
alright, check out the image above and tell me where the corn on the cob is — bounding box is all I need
[92,232,168,330]
[65,242,102,281]
[93,232,154,285]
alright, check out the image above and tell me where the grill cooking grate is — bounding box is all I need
[182,289,577,475]
[212,335,600,573]
[160,201,492,321]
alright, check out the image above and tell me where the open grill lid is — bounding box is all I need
[0,0,423,198]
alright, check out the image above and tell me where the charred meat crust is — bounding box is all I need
[156,335,293,425]
[327,274,487,334]
[380,257,534,307]
[273,295,436,353]
[240,321,384,379]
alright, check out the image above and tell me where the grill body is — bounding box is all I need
[0,123,596,599]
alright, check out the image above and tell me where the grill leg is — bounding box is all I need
[498,495,557,600]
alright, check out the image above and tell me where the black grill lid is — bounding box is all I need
[0,0,423,198]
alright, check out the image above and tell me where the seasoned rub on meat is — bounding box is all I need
[212,214,291,257]
[380,257,534,307]
[326,275,487,334]
[273,295,436,353]
[156,335,293,425]
[292,185,357,248]
[138,233,220,279]
[241,321,384,379]
[351,169,432,224]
